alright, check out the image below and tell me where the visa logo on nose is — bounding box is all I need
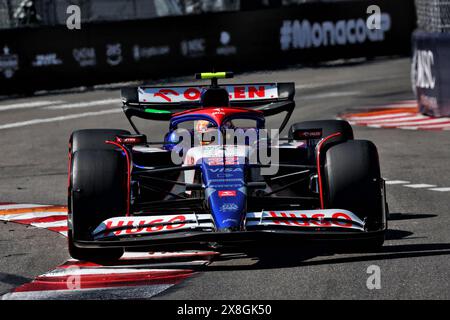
[209,168,243,173]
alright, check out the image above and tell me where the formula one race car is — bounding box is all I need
[67,72,388,261]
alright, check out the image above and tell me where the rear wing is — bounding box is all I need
[122,83,294,105]
[121,82,295,121]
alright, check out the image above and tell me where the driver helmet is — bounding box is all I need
[194,120,217,146]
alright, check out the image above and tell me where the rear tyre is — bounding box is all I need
[324,140,386,250]
[69,149,127,261]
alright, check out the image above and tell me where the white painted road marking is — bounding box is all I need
[30,220,67,229]
[0,100,64,112]
[44,98,119,110]
[0,109,121,130]
[369,118,450,128]
[385,180,410,185]
[0,203,49,210]
[345,112,413,121]
[2,285,174,300]
[385,180,449,192]
[364,115,427,124]
[404,184,437,189]
[0,211,67,221]
[43,267,188,277]
[428,187,450,192]
[402,123,450,130]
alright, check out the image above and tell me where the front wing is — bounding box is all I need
[74,209,385,249]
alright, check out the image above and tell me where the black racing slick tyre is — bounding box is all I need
[324,140,386,250]
[68,149,127,261]
[288,120,354,141]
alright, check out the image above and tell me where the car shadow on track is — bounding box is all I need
[200,212,445,271]
[388,212,437,221]
[203,242,450,271]
[0,272,32,296]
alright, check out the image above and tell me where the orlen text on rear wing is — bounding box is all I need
[122,83,294,106]
[121,82,295,131]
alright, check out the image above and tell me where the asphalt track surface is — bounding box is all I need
[0,57,449,299]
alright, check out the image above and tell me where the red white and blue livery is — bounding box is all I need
[67,72,388,261]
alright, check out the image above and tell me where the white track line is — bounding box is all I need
[30,220,67,229]
[0,211,67,221]
[385,181,450,192]
[428,187,450,192]
[404,184,437,189]
[0,100,63,112]
[0,109,121,130]
[1,284,174,300]
[385,180,410,185]
[358,115,427,124]
[368,118,450,128]
[43,267,187,277]
[402,123,450,130]
[346,112,413,121]
[381,118,450,126]
[0,204,49,210]
[45,98,119,110]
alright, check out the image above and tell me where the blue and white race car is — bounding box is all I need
[67,72,388,261]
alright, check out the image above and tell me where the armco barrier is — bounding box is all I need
[412,31,450,117]
[0,0,416,96]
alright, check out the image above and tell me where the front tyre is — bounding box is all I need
[324,140,386,250]
[69,149,127,261]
